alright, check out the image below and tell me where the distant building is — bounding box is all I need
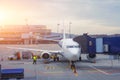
[0,25,51,44]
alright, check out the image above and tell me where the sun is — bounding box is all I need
[0,11,6,24]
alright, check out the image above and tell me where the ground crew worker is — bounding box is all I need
[33,55,37,64]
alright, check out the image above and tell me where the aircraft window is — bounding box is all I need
[75,46,79,48]
[67,46,73,48]
[67,46,79,48]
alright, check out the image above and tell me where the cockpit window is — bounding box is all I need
[75,46,79,48]
[67,45,79,48]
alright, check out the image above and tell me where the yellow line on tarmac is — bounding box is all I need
[74,72,78,76]
[72,67,79,77]
[45,66,55,70]
[45,65,79,76]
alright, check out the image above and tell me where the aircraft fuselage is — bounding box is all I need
[59,38,81,61]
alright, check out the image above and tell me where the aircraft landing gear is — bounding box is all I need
[53,57,59,61]
[79,56,81,61]
[70,61,77,73]
[53,54,59,61]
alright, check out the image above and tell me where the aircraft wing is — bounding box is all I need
[38,34,63,42]
[40,38,60,42]
[7,47,63,54]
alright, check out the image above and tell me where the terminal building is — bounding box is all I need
[0,25,51,44]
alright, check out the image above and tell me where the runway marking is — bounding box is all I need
[45,66,55,70]
[89,66,110,75]
[45,65,79,76]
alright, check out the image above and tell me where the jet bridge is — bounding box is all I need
[74,34,120,55]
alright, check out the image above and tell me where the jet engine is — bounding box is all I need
[87,54,96,63]
[41,51,51,63]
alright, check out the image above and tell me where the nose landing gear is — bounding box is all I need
[70,61,77,73]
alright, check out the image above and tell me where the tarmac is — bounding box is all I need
[0,44,120,80]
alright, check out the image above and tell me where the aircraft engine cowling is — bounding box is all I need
[42,53,50,59]
[41,52,51,63]
[87,54,96,63]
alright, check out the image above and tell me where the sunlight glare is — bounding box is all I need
[0,11,6,24]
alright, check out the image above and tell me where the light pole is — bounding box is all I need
[69,22,72,38]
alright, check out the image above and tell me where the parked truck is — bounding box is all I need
[8,51,33,60]
[8,52,21,60]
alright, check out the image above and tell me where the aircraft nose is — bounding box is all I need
[70,49,80,60]
[70,49,80,55]
[71,54,80,61]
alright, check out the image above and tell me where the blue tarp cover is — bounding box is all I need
[1,68,24,74]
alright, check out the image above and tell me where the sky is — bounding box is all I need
[0,0,120,35]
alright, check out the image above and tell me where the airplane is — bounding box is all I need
[7,36,81,71]
[7,27,82,73]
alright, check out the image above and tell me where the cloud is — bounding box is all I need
[1,0,120,34]
[33,0,120,28]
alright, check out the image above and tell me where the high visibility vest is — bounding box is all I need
[33,56,37,60]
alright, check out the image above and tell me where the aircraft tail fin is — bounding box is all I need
[62,22,66,39]
[63,28,66,39]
